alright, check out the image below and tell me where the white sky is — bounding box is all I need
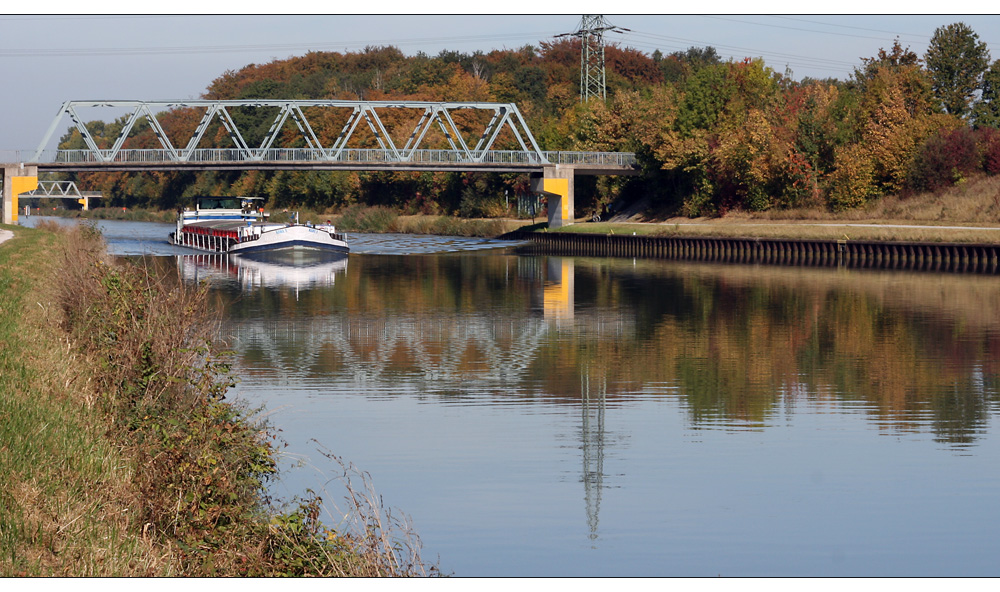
[2,9,999,153]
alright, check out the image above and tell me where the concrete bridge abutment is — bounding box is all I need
[531,165,576,229]
[2,164,38,225]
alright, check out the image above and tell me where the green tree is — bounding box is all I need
[657,46,721,85]
[972,59,1000,128]
[924,22,990,117]
[855,38,921,81]
[676,62,732,135]
[513,66,547,105]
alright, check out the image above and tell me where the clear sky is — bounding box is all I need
[3,10,1000,153]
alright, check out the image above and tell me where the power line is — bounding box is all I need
[700,15,906,43]
[766,15,1000,50]
[624,30,860,69]
[698,15,1000,55]
[0,30,563,58]
[768,15,932,40]
[621,17,1000,80]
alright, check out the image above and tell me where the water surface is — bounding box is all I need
[24,216,1000,576]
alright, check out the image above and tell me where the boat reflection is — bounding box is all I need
[176,251,348,291]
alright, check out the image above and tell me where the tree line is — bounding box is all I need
[56,21,1000,218]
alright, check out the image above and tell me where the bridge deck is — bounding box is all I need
[35,161,637,174]
[27,149,638,175]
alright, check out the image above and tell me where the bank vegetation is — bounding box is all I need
[0,222,436,576]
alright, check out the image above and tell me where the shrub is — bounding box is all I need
[403,192,440,216]
[458,187,509,218]
[977,126,1000,175]
[909,127,981,192]
[773,151,820,209]
[681,176,717,217]
[825,144,878,210]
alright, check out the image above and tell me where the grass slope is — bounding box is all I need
[0,225,158,575]
[0,223,434,577]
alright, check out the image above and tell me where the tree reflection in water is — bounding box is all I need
[200,253,1000,450]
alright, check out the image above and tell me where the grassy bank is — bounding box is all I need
[0,222,434,576]
[0,225,155,575]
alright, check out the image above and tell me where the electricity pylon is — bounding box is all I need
[557,15,628,102]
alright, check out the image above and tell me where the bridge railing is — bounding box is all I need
[24,148,636,168]
[542,151,638,166]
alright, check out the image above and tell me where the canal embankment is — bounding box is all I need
[503,229,1000,273]
[0,222,433,576]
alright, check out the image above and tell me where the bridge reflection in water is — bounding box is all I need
[207,254,627,388]
[178,251,618,540]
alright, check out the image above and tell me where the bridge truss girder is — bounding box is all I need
[33,100,547,165]
[20,179,85,198]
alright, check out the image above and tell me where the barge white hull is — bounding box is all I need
[171,197,349,256]
[230,224,348,255]
[172,223,349,255]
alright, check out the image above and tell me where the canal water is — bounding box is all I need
[24,217,1000,576]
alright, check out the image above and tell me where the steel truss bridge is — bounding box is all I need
[20,180,100,199]
[18,179,102,211]
[25,99,636,173]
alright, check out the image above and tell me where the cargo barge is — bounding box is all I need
[170,197,349,255]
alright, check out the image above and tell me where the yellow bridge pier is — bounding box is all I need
[2,164,39,225]
[532,165,576,229]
